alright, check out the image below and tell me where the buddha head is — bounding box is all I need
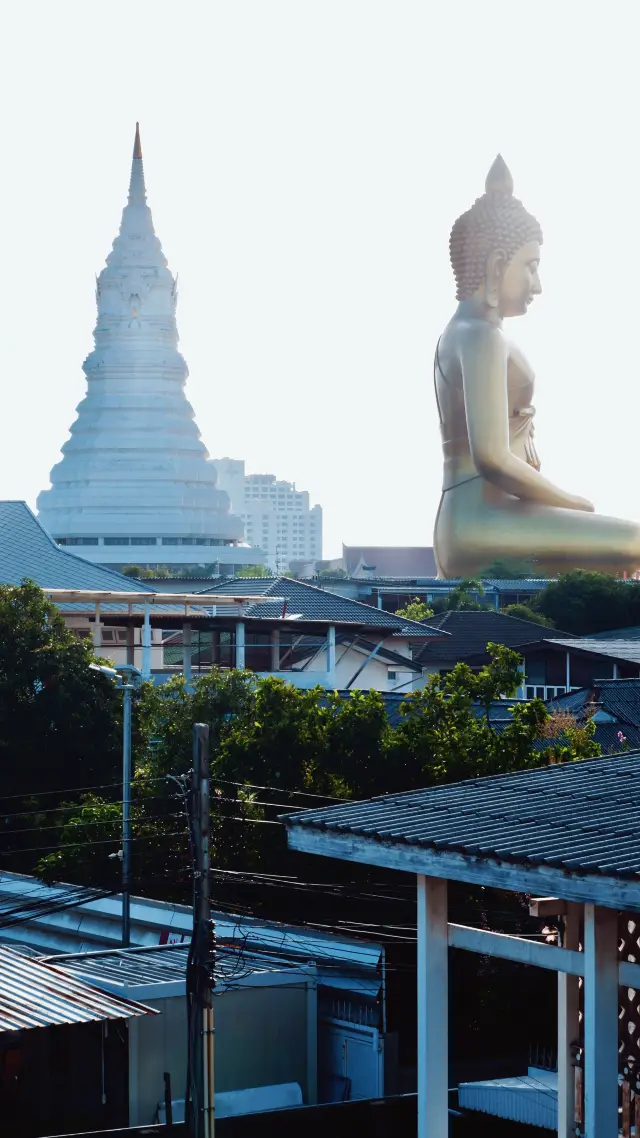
[449,155,543,317]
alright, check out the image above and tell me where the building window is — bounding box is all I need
[104,538,130,546]
[56,537,100,546]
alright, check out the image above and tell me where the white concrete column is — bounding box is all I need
[326,625,336,675]
[92,602,102,651]
[270,629,280,672]
[236,621,245,669]
[417,875,448,1138]
[141,604,152,679]
[612,662,619,680]
[583,903,619,1137]
[558,903,580,1137]
[565,650,571,692]
[183,622,192,684]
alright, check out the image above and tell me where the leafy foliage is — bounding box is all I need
[501,603,555,627]
[432,578,490,613]
[235,565,272,578]
[0,581,121,870]
[35,645,600,890]
[394,597,434,622]
[479,558,544,579]
[534,570,640,635]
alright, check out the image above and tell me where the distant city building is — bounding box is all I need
[37,127,261,576]
[213,459,323,573]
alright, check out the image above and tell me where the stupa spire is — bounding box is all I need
[128,121,146,206]
[37,124,244,560]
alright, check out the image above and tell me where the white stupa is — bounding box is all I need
[37,125,257,573]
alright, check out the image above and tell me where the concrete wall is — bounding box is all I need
[129,982,313,1125]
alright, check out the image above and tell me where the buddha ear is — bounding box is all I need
[485,248,507,308]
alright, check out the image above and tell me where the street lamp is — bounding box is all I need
[90,662,143,946]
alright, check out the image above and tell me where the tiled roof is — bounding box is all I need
[285,750,640,877]
[417,610,572,665]
[202,576,445,636]
[0,502,151,593]
[550,679,640,728]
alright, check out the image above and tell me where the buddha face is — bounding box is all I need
[497,240,542,317]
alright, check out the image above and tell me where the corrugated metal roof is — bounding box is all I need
[0,945,154,1031]
[0,502,152,593]
[549,638,640,665]
[284,750,640,878]
[458,1069,557,1128]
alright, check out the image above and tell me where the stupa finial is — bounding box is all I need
[128,122,146,205]
[485,154,514,196]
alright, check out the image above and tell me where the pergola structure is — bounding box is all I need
[43,588,420,689]
[284,751,640,1137]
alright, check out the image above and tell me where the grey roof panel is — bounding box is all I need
[284,750,640,879]
[0,502,152,593]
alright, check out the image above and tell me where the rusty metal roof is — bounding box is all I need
[0,945,155,1031]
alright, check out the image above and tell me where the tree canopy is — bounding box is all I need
[35,644,599,890]
[533,570,640,635]
[0,581,122,871]
[501,604,555,627]
[394,597,434,622]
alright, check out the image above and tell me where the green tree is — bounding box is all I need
[534,570,640,635]
[395,597,434,622]
[121,564,156,579]
[480,558,543,579]
[236,565,272,578]
[432,578,489,614]
[0,581,121,869]
[318,568,347,578]
[501,604,555,627]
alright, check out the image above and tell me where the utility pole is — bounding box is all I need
[121,679,133,947]
[189,723,215,1138]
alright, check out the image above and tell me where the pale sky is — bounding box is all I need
[0,2,637,559]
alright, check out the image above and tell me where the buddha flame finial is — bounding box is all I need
[133,122,142,160]
[485,154,514,196]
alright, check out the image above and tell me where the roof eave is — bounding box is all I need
[285,824,640,911]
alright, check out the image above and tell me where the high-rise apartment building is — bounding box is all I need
[213,459,323,573]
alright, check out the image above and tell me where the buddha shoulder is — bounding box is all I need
[445,317,506,367]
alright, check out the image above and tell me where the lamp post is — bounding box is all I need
[90,662,142,946]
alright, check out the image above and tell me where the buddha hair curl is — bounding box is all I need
[449,155,543,301]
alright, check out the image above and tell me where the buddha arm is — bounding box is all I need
[459,325,594,511]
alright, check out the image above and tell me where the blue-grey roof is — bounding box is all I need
[284,750,640,878]
[0,502,152,593]
[417,610,572,665]
[203,576,445,636]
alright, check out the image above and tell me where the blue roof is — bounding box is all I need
[0,502,152,593]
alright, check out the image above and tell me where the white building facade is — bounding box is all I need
[214,459,323,573]
[37,127,261,575]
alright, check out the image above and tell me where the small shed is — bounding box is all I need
[46,941,319,1126]
[284,751,640,1138]
[0,944,154,1136]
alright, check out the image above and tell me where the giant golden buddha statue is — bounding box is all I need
[434,155,640,578]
